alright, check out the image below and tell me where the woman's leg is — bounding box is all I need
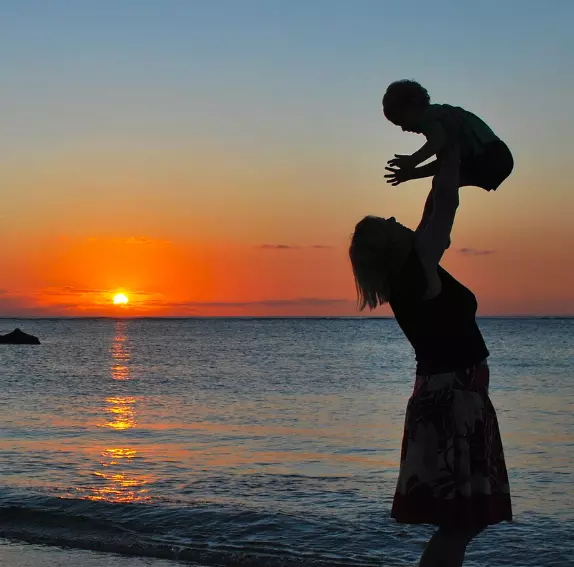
[418,524,485,567]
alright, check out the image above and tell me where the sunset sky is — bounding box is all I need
[1,0,573,317]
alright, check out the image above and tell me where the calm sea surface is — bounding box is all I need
[0,318,572,566]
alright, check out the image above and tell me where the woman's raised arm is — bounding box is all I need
[415,145,461,270]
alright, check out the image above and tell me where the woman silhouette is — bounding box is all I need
[349,145,512,567]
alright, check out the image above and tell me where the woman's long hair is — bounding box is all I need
[349,216,409,311]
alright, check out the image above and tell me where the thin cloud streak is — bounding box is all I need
[259,244,300,249]
[457,248,496,256]
[258,244,334,250]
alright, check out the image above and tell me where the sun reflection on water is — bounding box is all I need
[100,321,137,430]
[102,395,137,430]
[88,447,150,503]
[87,321,152,503]
[110,322,130,381]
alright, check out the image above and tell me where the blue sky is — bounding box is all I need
[3,1,572,149]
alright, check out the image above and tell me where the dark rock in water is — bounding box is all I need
[0,328,41,344]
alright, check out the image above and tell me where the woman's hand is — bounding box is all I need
[384,165,413,186]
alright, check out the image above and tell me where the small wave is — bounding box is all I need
[0,489,379,567]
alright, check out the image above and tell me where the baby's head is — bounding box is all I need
[382,80,430,132]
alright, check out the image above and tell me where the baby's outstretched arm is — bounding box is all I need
[387,121,447,170]
[410,121,447,166]
[384,160,439,185]
[411,160,440,180]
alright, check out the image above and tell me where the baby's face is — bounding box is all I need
[390,105,425,133]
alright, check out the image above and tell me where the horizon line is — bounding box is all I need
[1,315,573,320]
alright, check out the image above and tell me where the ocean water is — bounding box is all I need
[0,317,572,567]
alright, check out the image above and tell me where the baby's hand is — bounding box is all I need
[384,166,413,186]
[387,154,417,169]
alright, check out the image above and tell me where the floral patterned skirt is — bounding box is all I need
[391,359,512,527]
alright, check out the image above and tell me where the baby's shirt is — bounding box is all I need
[416,104,499,157]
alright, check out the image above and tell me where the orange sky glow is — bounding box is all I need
[1,3,573,317]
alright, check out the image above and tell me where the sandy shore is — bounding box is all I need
[0,539,204,567]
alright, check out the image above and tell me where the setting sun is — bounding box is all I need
[113,293,129,306]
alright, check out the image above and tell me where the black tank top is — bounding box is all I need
[389,248,489,375]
